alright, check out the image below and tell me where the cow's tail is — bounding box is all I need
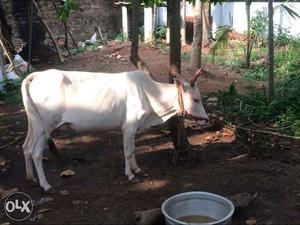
[21,73,60,158]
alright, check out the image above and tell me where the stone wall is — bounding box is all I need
[1,0,122,46]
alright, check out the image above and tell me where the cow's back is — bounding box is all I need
[27,69,153,131]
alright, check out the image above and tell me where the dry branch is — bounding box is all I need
[33,0,64,62]
[227,122,300,140]
[97,26,106,44]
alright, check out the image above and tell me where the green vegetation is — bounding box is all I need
[181,51,191,60]
[207,20,300,137]
[114,33,125,42]
[0,68,35,103]
[209,74,300,136]
[57,0,78,22]
[250,10,268,47]
[0,78,23,103]
[155,26,167,44]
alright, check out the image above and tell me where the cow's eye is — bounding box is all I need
[193,99,199,103]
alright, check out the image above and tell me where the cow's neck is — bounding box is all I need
[147,82,179,123]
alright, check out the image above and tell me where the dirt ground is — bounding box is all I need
[1,42,300,225]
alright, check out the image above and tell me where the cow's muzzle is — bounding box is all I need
[186,114,209,123]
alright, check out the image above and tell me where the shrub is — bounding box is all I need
[210,73,300,136]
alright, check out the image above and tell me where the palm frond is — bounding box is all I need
[210,25,231,63]
[275,4,300,20]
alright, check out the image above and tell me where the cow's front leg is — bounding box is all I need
[130,155,142,174]
[122,126,139,182]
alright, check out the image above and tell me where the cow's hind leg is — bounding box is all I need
[122,125,140,182]
[31,131,53,192]
[23,121,37,184]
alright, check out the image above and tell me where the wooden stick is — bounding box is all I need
[226,122,300,140]
[32,0,64,62]
[68,30,78,48]
[0,34,20,75]
[0,135,26,151]
[97,26,106,44]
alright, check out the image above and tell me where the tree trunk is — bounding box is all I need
[63,21,71,56]
[208,3,213,42]
[152,4,157,44]
[181,0,186,46]
[166,7,170,44]
[191,0,203,70]
[130,0,139,63]
[202,2,211,47]
[167,0,190,156]
[26,0,33,72]
[268,0,274,100]
[130,0,154,79]
[168,0,181,80]
[245,0,251,68]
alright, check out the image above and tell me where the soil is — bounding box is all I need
[1,42,300,225]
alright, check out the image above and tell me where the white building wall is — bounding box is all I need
[156,7,167,26]
[212,2,300,36]
[156,2,300,36]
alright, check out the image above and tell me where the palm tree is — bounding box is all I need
[268,0,274,100]
[191,0,204,69]
[245,0,252,68]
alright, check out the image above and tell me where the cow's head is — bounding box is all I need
[174,68,208,122]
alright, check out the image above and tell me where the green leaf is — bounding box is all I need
[57,0,78,22]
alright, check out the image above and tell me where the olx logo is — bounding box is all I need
[4,192,33,221]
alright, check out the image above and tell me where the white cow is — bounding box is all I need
[21,69,208,192]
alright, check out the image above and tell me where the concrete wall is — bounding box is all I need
[1,0,122,46]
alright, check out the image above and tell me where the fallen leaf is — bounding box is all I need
[246,216,257,225]
[0,155,6,166]
[0,222,10,225]
[38,214,44,220]
[228,192,257,209]
[72,200,80,205]
[205,134,214,142]
[37,208,51,214]
[59,190,69,196]
[229,154,249,161]
[60,169,75,177]
[0,187,18,200]
[0,100,7,106]
[33,197,53,206]
[29,215,38,222]
[72,200,88,205]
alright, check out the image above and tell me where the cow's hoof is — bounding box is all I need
[133,167,143,175]
[27,179,38,187]
[130,177,141,183]
[45,187,57,194]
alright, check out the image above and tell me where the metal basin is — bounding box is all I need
[161,192,235,225]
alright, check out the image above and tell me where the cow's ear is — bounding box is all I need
[174,78,188,92]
